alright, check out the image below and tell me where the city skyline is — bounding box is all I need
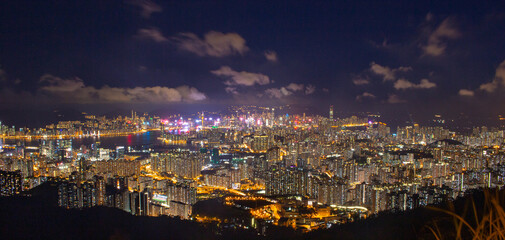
[2,2,505,238]
[1,0,505,117]
[1,107,504,238]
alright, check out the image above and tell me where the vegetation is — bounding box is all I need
[429,189,505,240]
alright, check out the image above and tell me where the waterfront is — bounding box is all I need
[1,131,167,150]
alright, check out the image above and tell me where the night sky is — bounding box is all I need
[1,0,505,124]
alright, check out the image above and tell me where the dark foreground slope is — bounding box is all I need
[0,196,213,240]
[0,189,501,240]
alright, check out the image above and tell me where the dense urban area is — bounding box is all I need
[1,105,504,235]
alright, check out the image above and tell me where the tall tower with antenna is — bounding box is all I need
[329,105,334,121]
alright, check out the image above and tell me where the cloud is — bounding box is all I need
[286,83,304,92]
[479,82,498,92]
[36,74,206,103]
[265,87,291,98]
[387,94,406,103]
[370,62,412,81]
[422,18,461,56]
[264,51,278,62]
[136,27,168,42]
[305,84,316,94]
[173,31,249,57]
[352,76,370,85]
[211,66,270,86]
[225,87,239,95]
[356,92,376,101]
[264,83,314,99]
[322,88,329,93]
[417,79,437,88]
[264,88,283,98]
[127,0,162,18]
[425,13,434,22]
[458,89,475,97]
[479,60,505,92]
[40,74,85,92]
[394,78,436,90]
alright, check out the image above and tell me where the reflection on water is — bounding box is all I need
[2,131,168,149]
[71,131,159,149]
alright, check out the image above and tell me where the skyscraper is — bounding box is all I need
[329,105,334,121]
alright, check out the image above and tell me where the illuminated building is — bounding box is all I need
[166,181,196,205]
[58,180,97,209]
[0,170,22,196]
[265,165,308,196]
[94,175,106,206]
[168,201,192,220]
[116,146,125,159]
[155,150,204,179]
[105,185,126,210]
[202,169,232,188]
[251,134,272,152]
[329,105,334,121]
[121,190,150,216]
[387,190,408,212]
[211,148,219,165]
[93,159,141,177]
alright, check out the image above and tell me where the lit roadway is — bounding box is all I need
[197,185,247,196]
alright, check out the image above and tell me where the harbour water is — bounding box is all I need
[2,131,173,150]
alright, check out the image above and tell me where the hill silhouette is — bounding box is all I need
[0,185,500,240]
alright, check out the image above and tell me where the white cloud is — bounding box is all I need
[264,88,287,99]
[370,62,412,81]
[352,76,370,85]
[264,51,278,62]
[479,60,505,92]
[305,84,316,95]
[225,87,239,95]
[211,66,270,86]
[422,18,461,56]
[127,0,162,18]
[356,92,376,101]
[264,83,315,98]
[479,82,498,92]
[173,31,249,57]
[136,27,168,42]
[387,94,406,103]
[417,79,437,88]
[370,62,395,81]
[459,89,475,96]
[394,78,436,90]
[37,74,206,103]
[175,85,207,101]
[286,83,304,92]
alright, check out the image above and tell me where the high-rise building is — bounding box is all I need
[0,170,22,196]
[116,146,125,159]
[154,150,204,179]
[329,105,334,121]
[94,176,106,206]
[58,180,97,209]
[166,181,196,205]
[266,165,308,196]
